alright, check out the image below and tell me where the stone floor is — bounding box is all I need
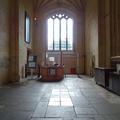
[0,75,120,120]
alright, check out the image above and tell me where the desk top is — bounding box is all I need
[111,56,120,61]
[110,72,120,76]
[41,65,64,69]
[95,67,114,70]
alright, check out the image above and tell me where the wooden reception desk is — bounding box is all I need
[41,65,64,82]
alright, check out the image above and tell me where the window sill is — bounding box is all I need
[46,50,75,55]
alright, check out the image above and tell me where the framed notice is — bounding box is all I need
[49,69,55,75]
[28,62,36,68]
[28,56,33,61]
[28,55,37,69]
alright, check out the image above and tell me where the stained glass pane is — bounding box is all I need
[67,18,73,50]
[54,18,60,50]
[26,17,30,43]
[47,13,73,51]
[61,18,67,50]
[48,18,53,50]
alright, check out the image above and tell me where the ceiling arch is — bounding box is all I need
[34,0,86,11]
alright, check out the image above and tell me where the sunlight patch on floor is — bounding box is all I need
[48,89,73,106]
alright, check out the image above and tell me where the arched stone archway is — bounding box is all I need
[33,1,85,74]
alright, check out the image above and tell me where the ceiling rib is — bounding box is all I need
[34,0,39,9]
[80,0,86,8]
[76,0,82,8]
[41,0,55,8]
[68,0,81,10]
[39,0,46,8]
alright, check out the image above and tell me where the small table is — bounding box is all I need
[95,67,115,88]
[41,65,64,81]
[109,72,120,95]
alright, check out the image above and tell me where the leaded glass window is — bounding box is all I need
[47,12,73,51]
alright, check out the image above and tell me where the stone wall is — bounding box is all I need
[109,0,120,57]
[0,0,10,85]
[85,0,99,75]
[0,0,34,85]
[98,0,120,68]
[98,0,110,67]
[33,5,85,74]
[18,0,33,82]
[1,0,119,83]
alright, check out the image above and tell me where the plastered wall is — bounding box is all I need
[85,0,99,75]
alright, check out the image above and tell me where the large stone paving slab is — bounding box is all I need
[0,75,120,120]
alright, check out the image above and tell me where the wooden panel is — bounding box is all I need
[41,66,64,81]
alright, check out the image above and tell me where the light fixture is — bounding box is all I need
[34,17,37,21]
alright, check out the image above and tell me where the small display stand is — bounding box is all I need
[41,65,64,82]
[95,67,115,88]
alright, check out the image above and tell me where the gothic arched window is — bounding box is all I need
[47,12,73,51]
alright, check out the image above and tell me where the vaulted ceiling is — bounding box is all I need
[34,0,87,11]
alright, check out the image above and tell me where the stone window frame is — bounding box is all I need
[47,12,74,51]
[25,11,31,44]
